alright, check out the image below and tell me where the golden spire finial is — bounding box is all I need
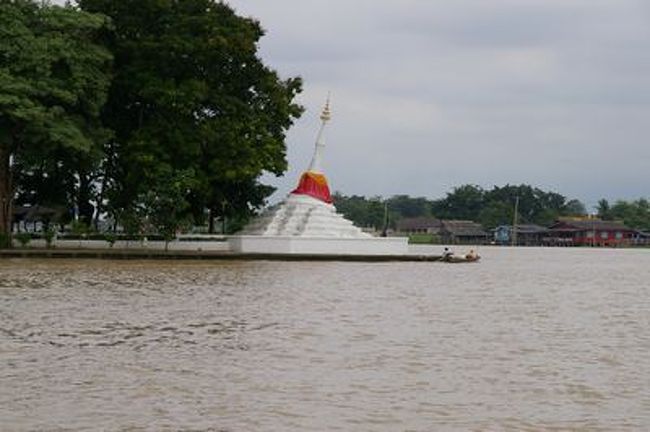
[307,94,332,173]
[320,93,331,122]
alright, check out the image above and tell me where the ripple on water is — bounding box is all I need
[1,250,650,431]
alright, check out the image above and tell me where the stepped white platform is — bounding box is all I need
[229,194,408,255]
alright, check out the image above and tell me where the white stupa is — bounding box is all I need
[229,99,408,255]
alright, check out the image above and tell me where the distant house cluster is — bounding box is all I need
[12,205,63,232]
[396,217,489,245]
[396,216,650,247]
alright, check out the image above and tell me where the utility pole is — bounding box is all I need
[381,201,388,237]
[591,214,596,247]
[511,196,519,247]
[221,200,227,234]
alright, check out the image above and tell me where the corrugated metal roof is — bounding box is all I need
[549,220,632,231]
[440,220,488,236]
[396,217,441,230]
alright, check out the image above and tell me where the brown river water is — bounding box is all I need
[1,247,649,431]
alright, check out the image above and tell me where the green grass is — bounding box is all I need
[408,233,436,244]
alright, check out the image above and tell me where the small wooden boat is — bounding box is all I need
[441,254,480,263]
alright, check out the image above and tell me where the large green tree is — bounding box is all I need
[605,198,650,231]
[597,199,612,220]
[333,193,386,230]
[0,0,112,245]
[330,184,588,232]
[430,184,580,228]
[386,195,431,219]
[431,184,485,221]
[79,0,303,232]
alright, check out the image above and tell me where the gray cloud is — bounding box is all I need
[55,0,650,208]
[231,0,650,208]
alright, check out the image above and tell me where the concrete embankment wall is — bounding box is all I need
[19,239,231,252]
[2,238,443,261]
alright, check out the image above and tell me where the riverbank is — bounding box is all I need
[0,248,443,262]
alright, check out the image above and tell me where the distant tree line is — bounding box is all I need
[596,199,650,230]
[1,0,302,247]
[334,185,650,232]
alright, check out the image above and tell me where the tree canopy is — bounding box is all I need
[2,0,302,245]
[597,198,650,231]
[0,0,112,243]
[334,184,591,231]
[79,0,303,232]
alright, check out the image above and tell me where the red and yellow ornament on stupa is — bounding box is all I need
[291,98,334,203]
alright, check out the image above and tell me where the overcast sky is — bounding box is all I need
[226,0,650,209]
[59,0,650,208]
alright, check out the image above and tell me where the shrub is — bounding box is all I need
[70,220,91,236]
[15,232,31,247]
[0,233,10,249]
[104,232,117,248]
[408,233,435,244]
[43,228,56,248]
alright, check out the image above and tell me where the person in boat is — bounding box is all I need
[465,249,478,260]
[442,247,454,261]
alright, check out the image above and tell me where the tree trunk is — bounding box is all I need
[78,170,94,227]
[93,173,107,231]
[94,144,114,230]
[0,144,12,246]
[208,207,215,234]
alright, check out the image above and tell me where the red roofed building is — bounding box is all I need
[545,219,635,247]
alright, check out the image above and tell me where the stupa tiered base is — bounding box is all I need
[229,234,408,255]
[229,194,408,255]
